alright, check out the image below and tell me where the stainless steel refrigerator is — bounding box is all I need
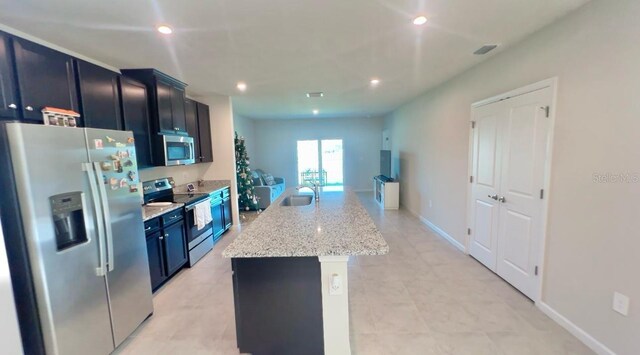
[1,123,153,355]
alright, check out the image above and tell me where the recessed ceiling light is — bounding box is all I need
[306,92,324,98]
[370,78,380,86]
[313,109,319,115]
[236,82,247,92]
[157,25,173,35]
[413,16,428,26]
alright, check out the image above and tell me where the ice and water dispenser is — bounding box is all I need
[50,192,88,251]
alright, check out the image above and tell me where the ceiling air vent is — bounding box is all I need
[474,44,498,55]
[306,92,324,98]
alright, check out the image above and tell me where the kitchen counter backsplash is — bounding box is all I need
[173,179,231,195]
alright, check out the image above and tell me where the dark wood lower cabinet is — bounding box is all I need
[163,220,188,275]
[145,231,166,291]
[222,196,232,230]
[144,211,188,292]
[232,257,324,355]
[211,197,225,239]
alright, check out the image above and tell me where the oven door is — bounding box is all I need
[163,135,195,166]
[184,199,213,248]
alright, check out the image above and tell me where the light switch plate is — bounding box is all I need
[613,292,630,316]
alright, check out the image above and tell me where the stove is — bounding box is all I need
[142,177,214,267]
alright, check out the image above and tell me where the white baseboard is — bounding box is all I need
[537,302,615,355]
[402,207,466,253]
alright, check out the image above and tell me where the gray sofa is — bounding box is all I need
[251,169,285,210]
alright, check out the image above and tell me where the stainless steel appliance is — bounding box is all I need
[1,123,153,355]
[162,134,195,166]
[143,178,214,266]
[0,217,24,355]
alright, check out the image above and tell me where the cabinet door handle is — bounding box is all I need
[8,103,17,109]
[145,226,151,231]
[164,233,169,237]
[159,236,164,240]
[25,106,34,111]
[488,194,498,200]
[498,196,506,203]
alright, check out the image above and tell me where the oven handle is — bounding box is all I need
[185,198,212,212]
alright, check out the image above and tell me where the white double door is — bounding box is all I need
[469,87,552,300]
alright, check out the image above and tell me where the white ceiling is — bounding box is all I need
[0,0,589,119]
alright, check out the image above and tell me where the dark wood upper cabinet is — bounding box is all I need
[170,86,186,132]
[197,102,213,163]
[120,76,154,168]
[0,31,20,120]
[184,98,200,161]
[75,60,121,130]
[12,37,78,122]
[120,69,187,136]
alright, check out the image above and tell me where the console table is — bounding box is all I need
[373,176,399,210]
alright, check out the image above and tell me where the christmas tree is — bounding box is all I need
[235,132,259,211]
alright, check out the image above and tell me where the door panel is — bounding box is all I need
[185,98,200,161]
[163,220,187,275]
[496,88,550,299]
[170,86,186,133]
[12,38,78,121]
[6,124,114,355]
[156,79,173,133]
[0,31,20,119]
[469,103,504,269]
[84,128,153,346]
[146,231,166,291]
[197,102,213,163]
[76,60,122,130]
[121,77,153,167]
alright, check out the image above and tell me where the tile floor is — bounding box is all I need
[115,193,593,355]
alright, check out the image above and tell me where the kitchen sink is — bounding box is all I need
[280,194,313,207]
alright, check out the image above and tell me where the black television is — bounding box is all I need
[380,150,391,179]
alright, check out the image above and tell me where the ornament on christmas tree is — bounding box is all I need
[235,132,259,211]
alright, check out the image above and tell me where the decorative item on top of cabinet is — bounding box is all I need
[0,31,20,120]
[120,77,154,168]
[75,60,122,130]
[12,36,78,122]
[120,69,188,136]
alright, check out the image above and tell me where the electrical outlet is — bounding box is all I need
[613,292,630,316]
[329,273,343,295]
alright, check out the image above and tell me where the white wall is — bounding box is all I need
[252,116,384,191]
[383,1,640,354]
[233,114,257,166]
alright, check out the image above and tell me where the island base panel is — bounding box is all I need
[232,257,324,355]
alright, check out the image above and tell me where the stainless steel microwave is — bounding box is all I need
[162,135,195,166]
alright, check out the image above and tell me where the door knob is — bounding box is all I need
[488,194,498,200]
[25,106,34,111]
[498,196,506,203]
[8,103,17,109]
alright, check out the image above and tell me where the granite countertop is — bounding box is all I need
[223,188,389,258]
[173,180,231,195]
[142,203,184,221]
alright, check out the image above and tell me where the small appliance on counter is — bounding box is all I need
[143,178,214,267]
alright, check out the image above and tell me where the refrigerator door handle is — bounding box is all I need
[83,163,107,276]
[92,162,115,272]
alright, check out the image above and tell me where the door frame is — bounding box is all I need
[465,77,558,303]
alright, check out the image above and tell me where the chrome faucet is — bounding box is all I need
[296,183,320,202]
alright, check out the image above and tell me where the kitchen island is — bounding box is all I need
[223,188,388,355]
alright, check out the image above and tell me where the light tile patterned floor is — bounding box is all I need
[115,193,593,355]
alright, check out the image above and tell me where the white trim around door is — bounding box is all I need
[465,77,558,304]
